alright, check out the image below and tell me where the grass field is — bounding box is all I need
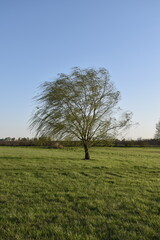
[0,146,160,240]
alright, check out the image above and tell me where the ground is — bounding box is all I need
[0,146,160,240]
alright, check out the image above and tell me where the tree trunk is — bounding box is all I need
[83,142,90,160]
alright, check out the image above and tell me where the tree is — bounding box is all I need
[154,120,160,139]
[30,67,132,159]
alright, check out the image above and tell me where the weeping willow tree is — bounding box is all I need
[30,67,132,159]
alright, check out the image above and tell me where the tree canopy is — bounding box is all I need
[30,67,132,159]
[154,121,160,139]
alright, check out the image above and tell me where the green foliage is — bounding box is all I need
[0,147,160,240]
[30,67,132,159]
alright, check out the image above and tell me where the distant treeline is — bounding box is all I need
[0,137,160,147]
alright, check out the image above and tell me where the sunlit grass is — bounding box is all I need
[0,146,160,240]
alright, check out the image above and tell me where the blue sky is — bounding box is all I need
[0,0,160,139]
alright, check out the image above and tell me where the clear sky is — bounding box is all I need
[0,0,160,139]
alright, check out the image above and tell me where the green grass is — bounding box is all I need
[0,146,160,240]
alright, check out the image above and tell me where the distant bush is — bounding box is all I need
[0,138,160,147]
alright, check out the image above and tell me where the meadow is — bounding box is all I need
[0,146,160,240]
